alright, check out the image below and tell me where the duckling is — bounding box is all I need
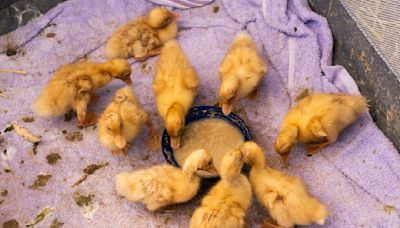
[106,7,179,61]
[98,86,159,155]
[152,39,199,149]
[33,59,132,126]
[239,141,329,228]
[275,93,368,165]
[115,149,216,211]
[189,149,252,228]
[219,31,268,115]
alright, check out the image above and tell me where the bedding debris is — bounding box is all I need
[8,122,41,143]
[26,207,53,227]
[73,192,98,219]
[72,162,109,186]
[46,153,62,165]
[29,174,52,189]
[22,116,35,123]
[65,131,83,142]
[49,219,63,228]
[3,219,19,228]
[0,69,28,75]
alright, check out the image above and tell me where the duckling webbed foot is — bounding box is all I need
[306,142,329,156]
[262,217,284,228]
[111,147,128,155]
[78,112,98,127]
[145,120,161,151]
[147,47,162,57]
[135,48,162,62]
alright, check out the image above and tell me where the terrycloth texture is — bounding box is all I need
[0,0,399,227]
[146,0,214,9]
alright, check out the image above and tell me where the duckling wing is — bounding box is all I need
[126,24,162,58]
[121,102,148,125]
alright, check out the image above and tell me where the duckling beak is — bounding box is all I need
[204,165,218,175]
[170,136,181,149]
[171,12,180,21]
[221,102,232,116]
[123,77,133,85]
[115,135,126,149]
[77,113,86,125]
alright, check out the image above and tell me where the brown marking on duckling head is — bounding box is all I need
[104,59,132,85]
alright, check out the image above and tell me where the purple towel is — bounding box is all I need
[0,0,399,227]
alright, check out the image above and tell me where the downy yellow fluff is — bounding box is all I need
[275,93,368,165]
[152,39,199,149]
[98,86,159,155]
[219,31,268,115]
[115,149,216,211]
[106,7,179,61]
[240,141,329,228]
[33,59,132,126]
[190,149,252,228]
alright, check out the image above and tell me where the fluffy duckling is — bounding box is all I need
[33,59,132,126]
[189,149,252,228]
[152,40,199,149]
[219,31,268,115]
[239,142,329,228]
[98,86,159,155]
[275,93,368,165]
[115,149,216,211]
[106,7,179,61]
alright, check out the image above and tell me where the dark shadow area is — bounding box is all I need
[0,0,66,35]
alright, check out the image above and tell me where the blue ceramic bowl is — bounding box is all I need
[162,106,251,177]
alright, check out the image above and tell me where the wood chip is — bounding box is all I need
[46,33,56,38]
[26,207,53,227]
[0,90,9,98]
[22,116,35,123]
[10,122,41,143]
[83,162,109,175]
[71,174,88,187]
[0,69,27,75]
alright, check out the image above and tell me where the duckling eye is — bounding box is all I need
[107,127,111,131]
[207,161,212,165]
[164,17,171,24]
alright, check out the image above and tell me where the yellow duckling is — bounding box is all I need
[239,141,329,228]
[152,39,199,149]
[219,31,268,115]
[115,149,216,211]
[106,7,179,61]
[98,86,159,155]
[189,149,252,228]
[275,93,368,165]
[33,59,132,126]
